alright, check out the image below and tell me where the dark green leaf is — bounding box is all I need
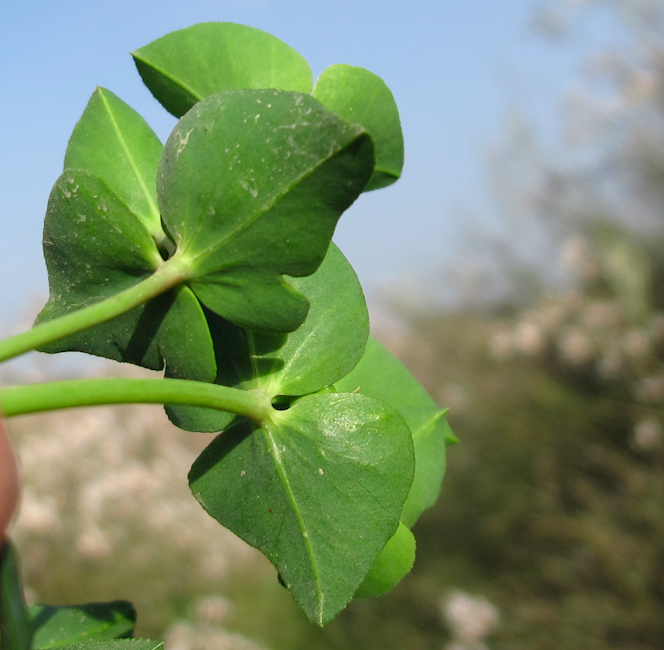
[51,641,161,650]
[29,601,135,649]
[35,173,216,380]
[132,23,313,118]
[167,243,369,432]
[64,88,166,245]
[159,89,373,332]
[354,522,415,599]
[336,338,451,527]
[1,542,32,650]
[189,392,414,624]
[313,64,403,191]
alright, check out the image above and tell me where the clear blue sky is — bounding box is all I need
[0,1,616,327]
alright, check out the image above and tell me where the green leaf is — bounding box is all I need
[64,88,166,245]
[336,338,451,528]
[1,542,32,650]
[35,172,216,380]
[159,89,374,332]
[28,601,135,649]
[132,23,313,118]
[50,641,161,650]
[167,243,369,432]
[313,64,403,191]
[189,392,414,625]
[354,522,415,599]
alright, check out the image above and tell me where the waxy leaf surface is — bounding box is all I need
[64,88,166,244]
[167,243,369,432]
[189,392,414,625]
[313,64,403,191]
[158,89,373,332]
[133,22,313,118]
[336,338,452,527]
[29,601,135,649]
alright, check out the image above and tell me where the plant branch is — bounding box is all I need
[0,256,190,365]
[0,378,273,423]
[0,542,32,650]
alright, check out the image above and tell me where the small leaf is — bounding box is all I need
[64,88,166,244]
[159,89,373,332]
[354,523,415,599]
[132,23,313,118]
[313,64,403,191]
[189,392,414,625]
[336,338,451,527]
[28,601,135,649]
[51,641,162,650]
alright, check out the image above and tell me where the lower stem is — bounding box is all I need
[0,378,273,423]
[0,256,189,365]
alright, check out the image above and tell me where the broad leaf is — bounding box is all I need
[159,89,373,332]
[64,88,166,245]
[29,601,135,649]
[133,23,313,118]
[354,522,415,598]
[167,243,369,432]
[52,642,161,650]
[35,172,216,381]
[313,64,403,191]
[189,392,414,625]
[336,338,452,527]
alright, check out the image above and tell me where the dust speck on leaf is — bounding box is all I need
[318,468,324,476]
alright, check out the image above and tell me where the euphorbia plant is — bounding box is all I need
[0,22,454,649]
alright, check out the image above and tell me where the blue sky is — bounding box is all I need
[0,1,616,327]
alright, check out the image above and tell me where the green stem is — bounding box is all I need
[0,256,189,365]
[0,542,32,650]
[0,378,273,423]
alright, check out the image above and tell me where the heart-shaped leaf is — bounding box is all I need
[132,23,313,118]
[189,392,414,625]
[28,601,135,649]
[313,64,403,191]
[64,87,167,246]
[167,243,369,432]
[336,338,453,527]
[158,89,373,332]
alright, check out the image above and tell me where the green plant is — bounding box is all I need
[0,23,453,649]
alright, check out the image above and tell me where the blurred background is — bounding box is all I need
[4,0,664,648]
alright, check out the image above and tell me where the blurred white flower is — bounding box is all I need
[442,590,499,648]
[558,327,594,365]
[632,417,663,451]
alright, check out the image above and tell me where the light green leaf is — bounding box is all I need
[29,601,135,649]
[64,88,166,245]
[189,392,414,625]
[336,338,451,527]
[159,89,373,332]
[313,64,403,191]
[132,23,313,118]
[354,523,415,598]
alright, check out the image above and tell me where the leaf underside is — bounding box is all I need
[189,392,414,625]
